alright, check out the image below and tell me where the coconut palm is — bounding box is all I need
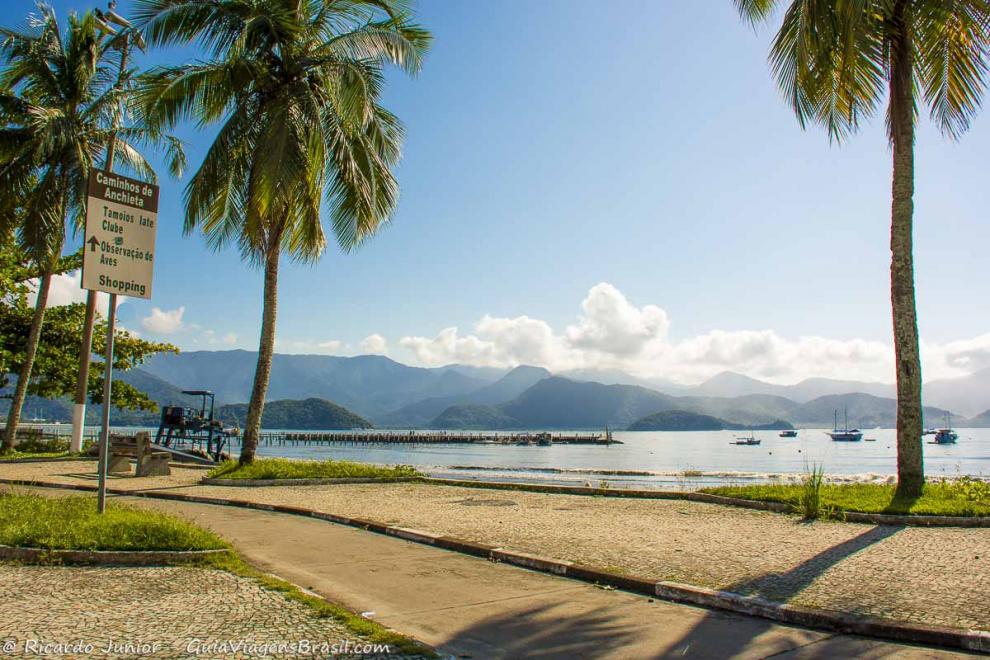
[134,0,430,464]
[0,6,183,451]
[735,0,990,496]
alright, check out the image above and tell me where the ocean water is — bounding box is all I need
[50,424,990,490]
[246,428,990,490]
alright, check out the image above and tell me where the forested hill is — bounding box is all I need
[218,398,373,430]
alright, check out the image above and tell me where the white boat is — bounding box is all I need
[932,414,958,444]
[827,409,863,442]
[732,432,761,446]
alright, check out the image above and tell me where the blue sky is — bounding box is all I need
[14,0,990,384]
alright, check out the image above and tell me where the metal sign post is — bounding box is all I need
[82,169,159,513]
[96,293,116,513]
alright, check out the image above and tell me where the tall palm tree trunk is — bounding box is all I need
[2,273,53,452]
[889,1,924,497]
[240,247,280,465]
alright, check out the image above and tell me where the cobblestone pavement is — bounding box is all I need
[4,461,989,633]
[0,565,404,659]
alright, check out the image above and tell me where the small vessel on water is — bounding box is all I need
[779,430,798,438]
[536,432,552,446]
[732,432,761,446]
[932,414,958,444]
[827,409,863,442]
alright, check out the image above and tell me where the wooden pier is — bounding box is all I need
[230,431,621,447]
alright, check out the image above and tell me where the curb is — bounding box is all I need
[2,478,988,653]
[201,477,418,487]
[0,544,231,566]
[422,478,990,528]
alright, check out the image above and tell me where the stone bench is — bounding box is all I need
[108,431,171,477]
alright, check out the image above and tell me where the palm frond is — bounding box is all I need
[916,0,990,139]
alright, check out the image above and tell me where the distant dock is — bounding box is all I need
[237,431,621,447]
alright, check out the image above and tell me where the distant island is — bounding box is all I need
[627,410,794,432]
[431,404,519,430]
[218,398,373,430]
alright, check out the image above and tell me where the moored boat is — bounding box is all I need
[827,409,863,442]
[779,430,798,438]
[931,414,958,444]
[732,432,761,446]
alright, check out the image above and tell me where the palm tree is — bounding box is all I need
[734,0,990,497]
[134,0,431,464]
[0,6,182,451]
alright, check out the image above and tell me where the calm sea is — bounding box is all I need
[246,428,990,490]
[58,425,990,490]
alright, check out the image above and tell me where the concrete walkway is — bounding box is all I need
[97,492,969,659]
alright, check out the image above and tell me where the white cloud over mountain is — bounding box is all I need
[359,333,388,354]
[397,282,987,385]
[141,306,186,334]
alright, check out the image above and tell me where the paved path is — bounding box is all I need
[105,491,970,659]
[0,564,398,659]
[4,461,988,633]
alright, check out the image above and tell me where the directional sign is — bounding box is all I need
[81,169,159,299]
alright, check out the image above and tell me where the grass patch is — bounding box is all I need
[0,492,433,656]
[200,553,435,657]
[0,450,73,460]
[208,457,420,482]
[0,437,94,461]
[701,477,990,517]
[0,491,228,551]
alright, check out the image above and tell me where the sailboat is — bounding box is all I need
[827,409,863,442]
[932,414,958,444]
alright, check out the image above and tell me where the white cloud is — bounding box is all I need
[359,333,388,354]
[273,338,345,354]
[26,270,113,310]
[141,306,185,334]
[565,282,669,355]
[396,282,984,385]
[222,332,238,346]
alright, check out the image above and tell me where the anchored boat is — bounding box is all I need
[827,409,863,442]
[732,432,761,446]
[779,430,798,438]
[932,414,958,444]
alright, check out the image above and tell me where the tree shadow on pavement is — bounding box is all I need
[434,601,640,660]
[663,524,906,658]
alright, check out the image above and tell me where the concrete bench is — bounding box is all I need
[108,432,171,477]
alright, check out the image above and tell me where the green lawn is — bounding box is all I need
[0,436,94,461]
[207,457,420,481]
[701,478,990,517]
[0,491,228,551]
[0,450,74,460]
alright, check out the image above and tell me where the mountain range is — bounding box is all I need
[428,377,956,430]
[6,349,988,429]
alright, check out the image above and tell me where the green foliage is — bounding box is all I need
[207,457,419,481]
[0,491,228,550]
[796,464,834,520]
[0,434,94,458]
[0,243,178,414]
[431,404,519,430]
[702,479,990,518]
[734,1,990,142]
[134,0,432,263]
[218,398,373,430]
[0,6,183,264]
